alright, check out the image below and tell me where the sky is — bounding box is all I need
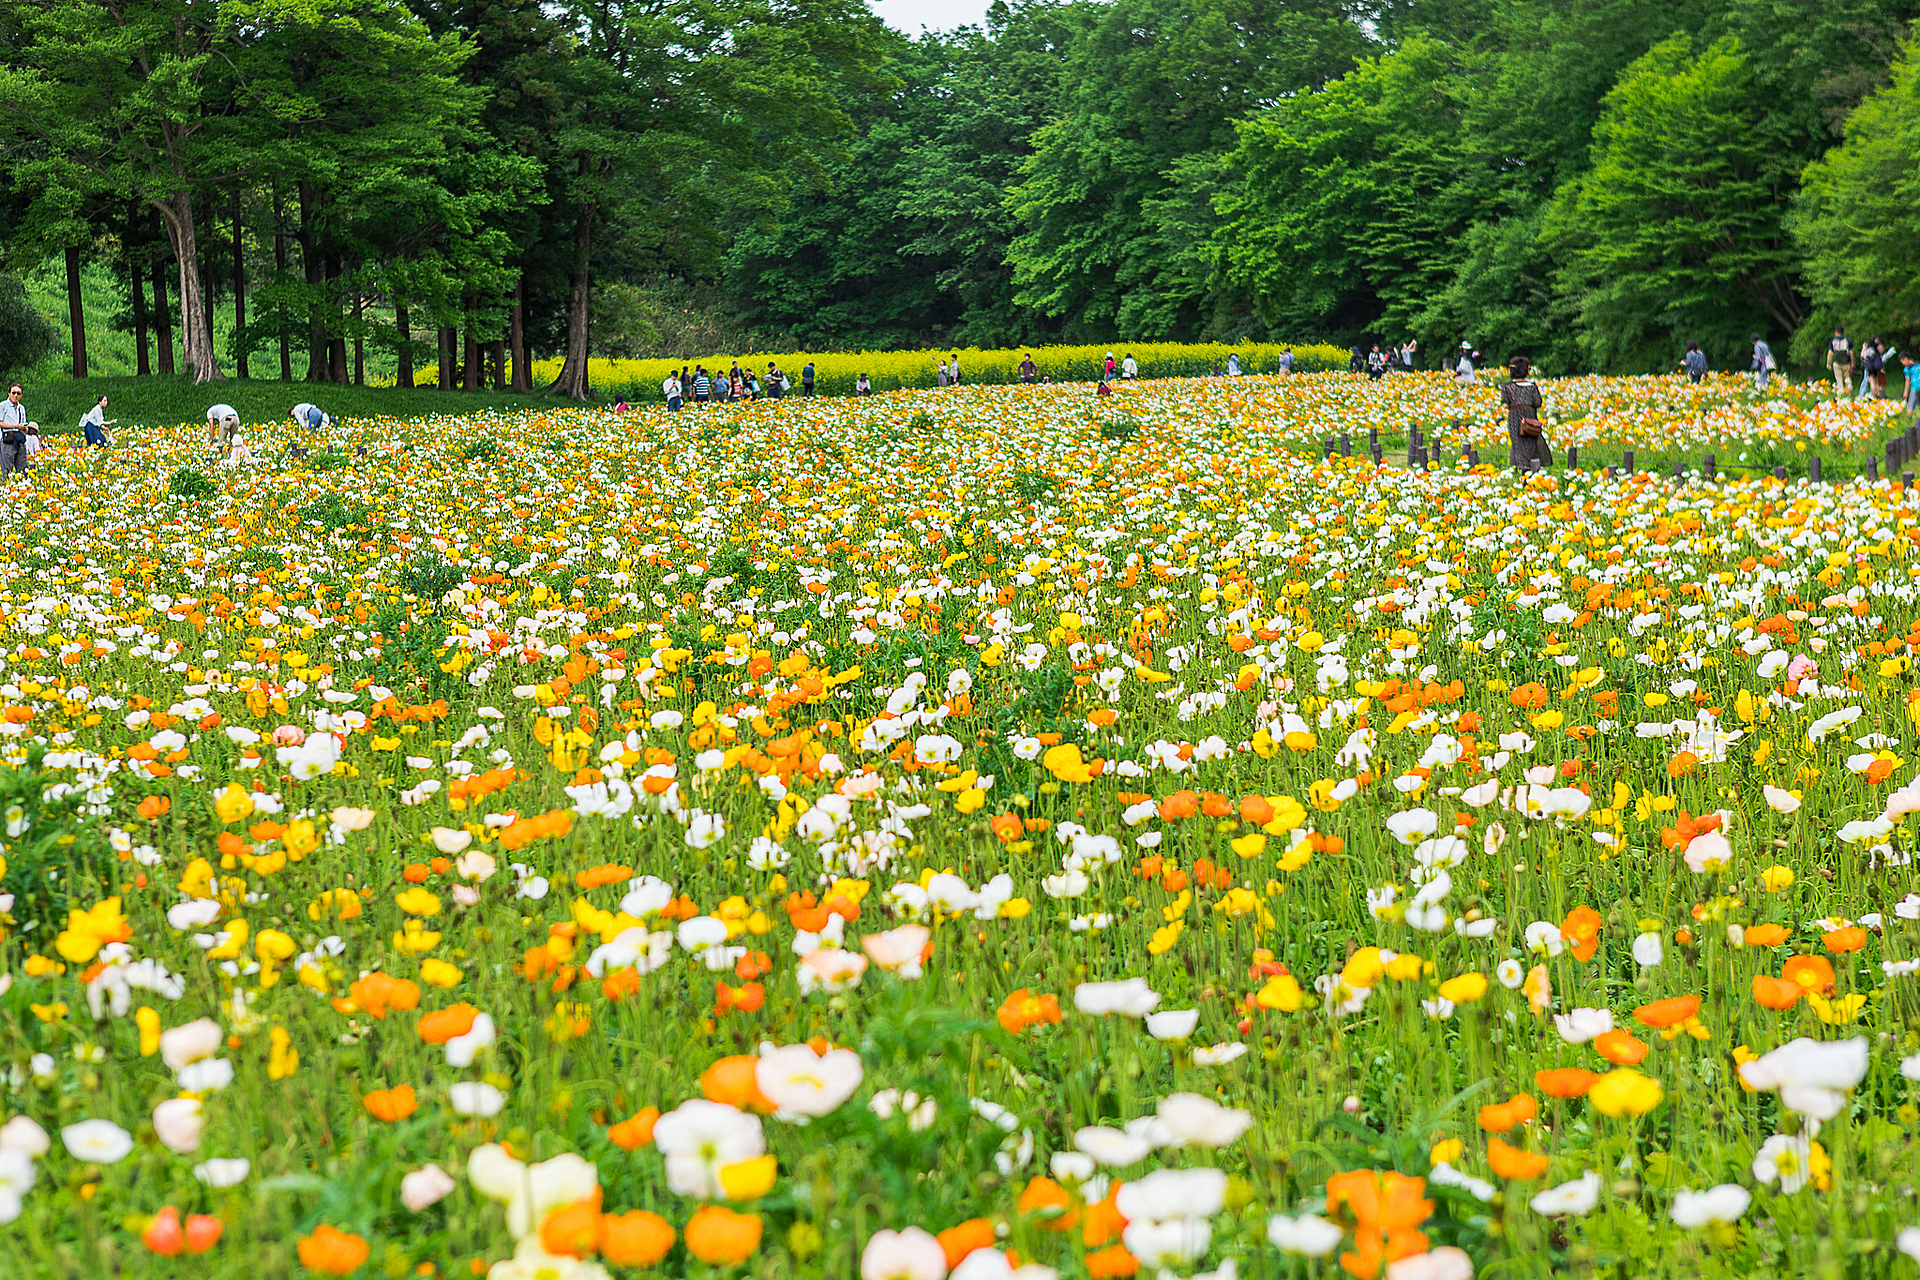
[868,0,995,33]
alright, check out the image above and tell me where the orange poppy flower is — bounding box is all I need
[1476,1093,1538,1133]
[1018,1176,1079,1231]
[1534,1067,1600,1099]
[1593,1029,1649,1066]
[574,863,634,890]
[1560,906,1603,962]
[1783,954,1835,994]
[997,988,1063,1035]
[1508,683,1549,710]
[990,814,1024,843]
[541,1191,605,1258]
[1486,1136,1551,1180]
[700,1055,775,1114]
[297,1225,371,1275]
[607,1107,660,1151]
[1823,927,1869,954]
[938,1219,997,1269]
[1327,1168,1431,1279]
[362,1085,418,1122]
[599,1210,675,1268]
[1632,995,1700,1029]
[1085,1245,1141,1278]
[346,972,420,1021]
[416,1003,480,1045]
[1081,1183,1127,1247]
[683,1205,762,1266]
[1751,975,1802,1010]
[1744,924,1790,947]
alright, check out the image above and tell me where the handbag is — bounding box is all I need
[1518,419,1544,438]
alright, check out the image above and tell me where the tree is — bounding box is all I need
[5,0,234,381]
[540,0,886,399]
[1550,36,1803,371]
[1792,32,1920,358]
[1004,0,1369,341]
[0,274,59,378]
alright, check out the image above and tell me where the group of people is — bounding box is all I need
[1823,328,1919,408]
[1350,340,1422,380]
[653,361,821,410]
[0,385,119,474]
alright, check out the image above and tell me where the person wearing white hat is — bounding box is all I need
[206,403,239,444]
[1455,342,1477,386]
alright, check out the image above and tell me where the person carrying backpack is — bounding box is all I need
[1827,327,1853,396]
[1750,333,1774,391]
[802,362,816,396]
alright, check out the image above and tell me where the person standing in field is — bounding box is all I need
[1827,327,1853,395]
[948,354,962,386]
[802,362,816,396]
[663,370,682,411]
[1501,356,1550,470]
[1227,352,1241,376]
[1366,346,1384,380]
[1019,354,1037,384]
[1865,339,1888,399]
[1278,348,1294,375]
[1750,333,1774,391]
[857,372,872,396]
[1399,338,1417,371]
[0,383,28,475]
[1122,353,1137,379]
[1683,341,1706,383]
[1455,342,1477,386]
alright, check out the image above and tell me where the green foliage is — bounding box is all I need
[1551,37,1804,371]
[1792,36,1920,360]
[296,492,374,533]
[0,746,116,939]
[1005,0,1368,341]
[1098,416,1141,442]
[0,273,60,378]
[165,466,218,499]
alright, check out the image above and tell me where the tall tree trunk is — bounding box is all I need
[65,246,87,379]
[232,190,248,380]
[509,274,528,392]
[273,188,291,380]
[130,251,150,377]
[463,293,481,391]
[548,201,595,399]
[438,325,454,390]
[394,299,414,388]
[198,197,216,362]
[151,190,225,382]
[352,283,365,387]
[326,255,348,383]
[152,250,175,376]
[491,339,507,392]
[298,181,326,380]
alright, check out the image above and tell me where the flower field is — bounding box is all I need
[524,342,1352,399]
[4,371,1920,1279]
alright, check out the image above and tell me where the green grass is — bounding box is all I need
[13,375,566,435]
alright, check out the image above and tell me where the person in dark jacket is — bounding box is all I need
[1500,356,1549,470]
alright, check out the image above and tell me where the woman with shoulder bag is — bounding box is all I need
[1501,356,1550,471]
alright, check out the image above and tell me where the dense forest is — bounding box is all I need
[3,0,1919,388]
